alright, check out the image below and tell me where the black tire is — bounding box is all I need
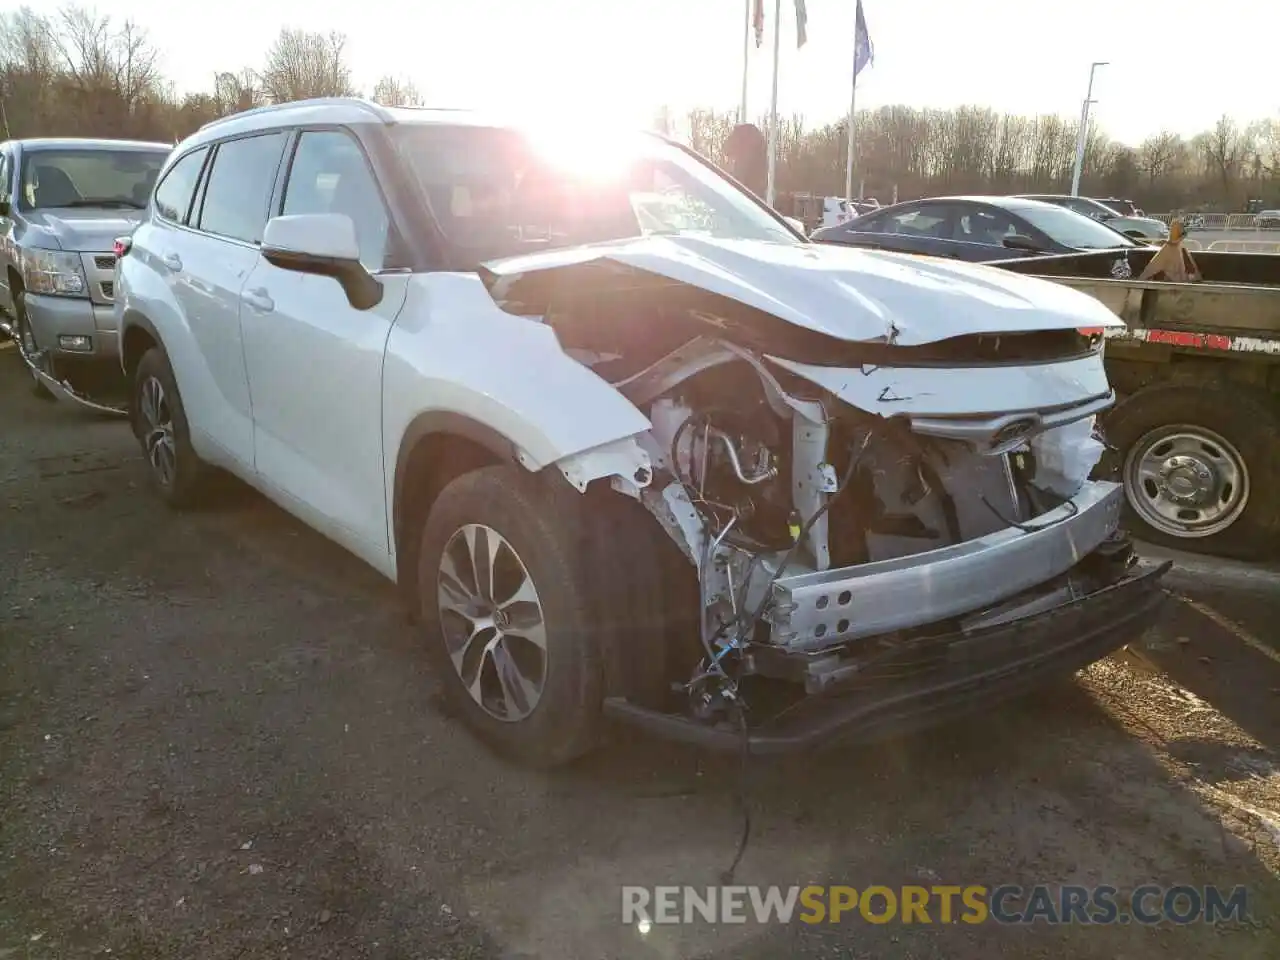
[13,287,56,401]
[417,466,620,767]
[1102,379,1280,561]
[132,346,210,508]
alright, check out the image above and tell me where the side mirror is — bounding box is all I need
[261,213,383,310]
[1002,234,1045,254]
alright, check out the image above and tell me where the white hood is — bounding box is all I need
[483,235,1123,346]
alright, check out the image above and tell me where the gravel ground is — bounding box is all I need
[2,343,1278,959]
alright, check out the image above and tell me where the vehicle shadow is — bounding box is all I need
[1125,593,1280,753]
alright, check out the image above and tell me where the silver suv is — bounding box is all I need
[0,137,170,397]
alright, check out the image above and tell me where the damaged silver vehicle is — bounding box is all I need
[116,100,1170,767]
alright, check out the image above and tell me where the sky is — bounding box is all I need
[24,0,1278,145]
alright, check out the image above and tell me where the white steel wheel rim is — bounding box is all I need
[1123,423,1250,539]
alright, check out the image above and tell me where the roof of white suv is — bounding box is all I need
[188,97,508,152]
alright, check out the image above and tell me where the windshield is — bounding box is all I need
[1013,204,1139,250]
[1069,196,1123,219]
[392,124,799,264]
[19,149,169,211]
[1099,198,1136,216]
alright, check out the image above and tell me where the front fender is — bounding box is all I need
[382,273,655,515]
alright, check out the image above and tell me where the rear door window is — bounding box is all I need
[954,207,1018,245]
[876,203,954,238]
[1064,197,1103,218]
[197,132,288,244]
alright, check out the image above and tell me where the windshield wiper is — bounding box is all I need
[60,198,146,210]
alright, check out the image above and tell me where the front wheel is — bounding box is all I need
[1105,380,1279,560]
[417,466,609,767]
[13,288,56,401]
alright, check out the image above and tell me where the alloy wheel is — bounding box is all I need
[138,375,177,488]
[436,523,548,722]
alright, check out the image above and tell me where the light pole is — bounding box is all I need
[1070,61,1108,197]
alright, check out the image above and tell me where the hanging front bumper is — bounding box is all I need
[603,555,1171,754]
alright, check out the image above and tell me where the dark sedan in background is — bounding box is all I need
[810,195,1143,263]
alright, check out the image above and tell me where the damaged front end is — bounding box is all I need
[2,317,128,416]
[484,238,1171,752]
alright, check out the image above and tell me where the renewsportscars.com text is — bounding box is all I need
[621,884,1249,926]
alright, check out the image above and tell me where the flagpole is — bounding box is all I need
[739,0,750,121]
[844,58,858,201]
[765,0,782,206]
[845,1,873,202]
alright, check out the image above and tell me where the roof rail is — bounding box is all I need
[197,96,393,133]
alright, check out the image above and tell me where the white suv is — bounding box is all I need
[116,98,1168,766]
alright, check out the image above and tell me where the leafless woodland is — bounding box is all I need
[3,5,1277,212]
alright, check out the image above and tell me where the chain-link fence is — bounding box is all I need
[1140,234,1280,253]
[1149,213,1280,230]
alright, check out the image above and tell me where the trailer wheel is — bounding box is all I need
[1104,380,1279,560]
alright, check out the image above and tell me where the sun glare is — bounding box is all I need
[521,118,642,183]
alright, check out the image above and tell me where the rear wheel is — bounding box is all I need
[132,346,210,508]
[1105,380,1279,560]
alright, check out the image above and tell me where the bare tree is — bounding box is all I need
[1250,119,1280,178]
[1137,132,1182,185]
[0,8,56,76]
[260,28,355,104]
[1199,115,1254,205]
[4,4,1280,214]
[0,8,59,135]
[36,7,163,136]
[214,68,263,115]
[370,74,422,107]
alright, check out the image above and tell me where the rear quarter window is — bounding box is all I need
[154,147,209,224]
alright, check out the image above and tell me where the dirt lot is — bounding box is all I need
[2,343,1278,959]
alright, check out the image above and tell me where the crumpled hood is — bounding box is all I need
[483,235,1122,346]
[21,208,146,252]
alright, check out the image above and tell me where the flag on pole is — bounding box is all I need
[854,0,874,76]
[753,0,764,47]
[795,0,808,48]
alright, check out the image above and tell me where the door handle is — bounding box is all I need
[161,252,182,271]
[241,287,274,313]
